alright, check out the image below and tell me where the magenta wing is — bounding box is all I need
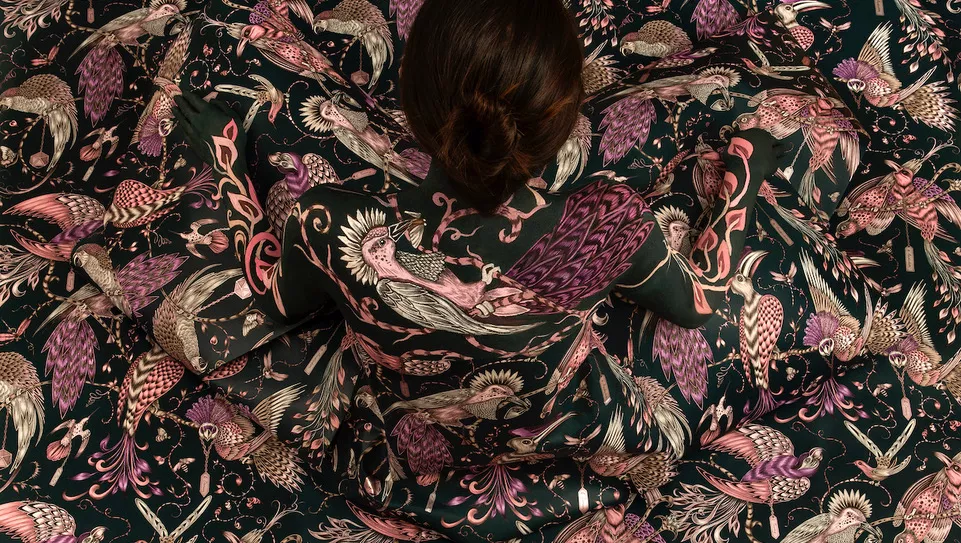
[653,319,710,408]
[44,317,98,417]
[507,182,655,310]
[115,253,187,315]
[598,96,655,166]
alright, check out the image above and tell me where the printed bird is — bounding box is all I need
[650,206,709,408]
[886,283,955,389]
[581,43,624,96]
[46,416,92,463]
[213,74,285,131]
[675,424,824,540]
[136,494,212,543]
[308,501,443,542]
[313,0,393,89]
[175,219,229,259]
[338,210,536,335]
[580,407,677,502]
[187,385,307,492]
[0,501,106,543]
[492,411,576,465]
[833,22,958,132]
[72,0,185,125]
[0,352,44,475]
[300,94,422,186]
[217,21,346,92]
[619,20,692,58]
[224,0,313,36]
[102,164,216,228]
[0,74,78,176]
[781,489,881,543]
[600,67,741,164]
[152,266,243,372]
[388,0,425,40]
[40,245,184,416]
[133,20,193,157]
[742,39,811,80]
[549,113,591,192]
[800,252,874,362]
[265,151,341,234]
[729,250,783,419]
[845,418,916,482]
[79,126,120,181]
[893,451,961,543]
[697,395,734,446]
[223,502,300,543]
[540,319,609,417]
[692,137,725,207]
[773,0,830,50]
[631,375,691,457]
[733,89,861,210]
[691,0,739,40]
[386,370,528,483]
[4,193,104,262]
[90,347,184,498]
[555,504,667,543]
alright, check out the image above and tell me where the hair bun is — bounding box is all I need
[437,92,529,211]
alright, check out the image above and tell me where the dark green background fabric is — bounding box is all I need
[0,0,959,542]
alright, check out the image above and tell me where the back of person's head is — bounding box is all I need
[400,0,585,214]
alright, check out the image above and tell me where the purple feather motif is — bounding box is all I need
[692,0,740,40]
[599,96,655,166]
[44,318,97,417]
[507,181,654,310]
[652,319,710,408]
[832,58,877,82]
[389,0,426,40]
[742,454,812,481]
[137,114,163,157]
[802,312,839,349]
[77,45,125,126]
[116,253,187,317]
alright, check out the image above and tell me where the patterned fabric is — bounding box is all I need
[0,0,960,542]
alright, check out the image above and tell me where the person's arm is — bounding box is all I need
[615,129,781,328]
[172,91,331,323]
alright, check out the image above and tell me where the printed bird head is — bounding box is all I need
[251,74,284,122]
[729,250,767,294]
[827,489,876,535]
[832,58,875,94]
[237,24,267,56]
[312,10,343,33]
[506,412,577,454]
[468,369,528,418]
[935,451,961,487]
[80,526,107,543]
[799,447,825,469]
[774,0,829,25]
[73,243,112,271]
[268,151,302,174]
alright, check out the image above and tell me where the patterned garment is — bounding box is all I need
[0,0,959,542]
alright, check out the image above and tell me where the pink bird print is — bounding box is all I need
[675,424,824,540]
[71,0,185,125]
[4,193,104,262]
[218,21,346,93]
[87,347,183,498]
[893,451,961,543]
[729,250,784,420]
[388,0,426,40]
[308,501,443,541]
[132,20,193,157]
[0,501,106,543]
[691,0,739,40]
[313,0,394,89]
[692,137,726,208]
[39,246,185,416]
[265,151,342,234]
[799,252,874,363]
[224,0,313,36]
[773,0,831,51]
[833,22,958,132]
[0,74,78,178]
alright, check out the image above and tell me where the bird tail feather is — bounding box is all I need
[670,482,746,543]
[77,45,124,126]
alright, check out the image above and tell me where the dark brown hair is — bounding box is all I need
[399,0,585,214]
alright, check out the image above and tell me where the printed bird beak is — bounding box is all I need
[790,0,830,11]
[236,38,249,56]
[532,412,577,444]
[935,451,954,466]
[388,218,426,242]
[860,522,882,540]
[883,160,902,171]
[502,396,531,419]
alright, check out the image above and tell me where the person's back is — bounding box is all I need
[172,0,781,534]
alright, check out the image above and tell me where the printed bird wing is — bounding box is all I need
[133,91,161,145]
[390,389,474,412]
[900,282,934,347]
[73,7,150,52]
[506,182,655,309]
[5,193,105,229]
[116,253,186,314]
[286,0,313,23]
[551,115,592,192]
[842,420,883,458]
[858,22,895,77]
[837,127,861,179]
[597,406,628,455]
[252,384,305,434]
[934,195,961,229]
[252,438,306,491]
[866,210,896,236]
[598,95,655,165]
[707,424,794,466]
[376,280,538,336]
[800,252,850,316]
[896,66,936,104]
[173,267,244,314]
[347,501,440,540]
[838,174,886,216]
[894,472,938,522]
[887,418,917,457]
[553,509,604,543]
[0,500,77,542]
[39,284,102,329]
[43,317,98,417]
[168,495,213,542]
[652,319,709,408]
[697,467,771,503]
[780,513,831,543]
[157,20,192,81]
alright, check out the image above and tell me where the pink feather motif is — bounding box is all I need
[598,96,655,166]
[77,45,124,126]
[652,319,710,408]
[43,318,97,417]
